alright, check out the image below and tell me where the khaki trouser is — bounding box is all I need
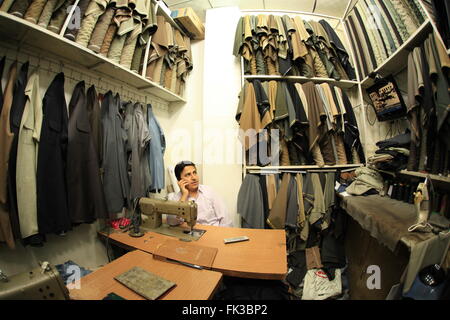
[88,7,115,53]
[152,57,164,84]
[334,133,348,164]
[130,44,144,73]
[99,23,117,56]
[75,0,107,47]
[311,144,325,167]
[24,0,47,23]
[0,0,15,12]
[319,133,336,165]
[0,204,15,249]
[8,0,32,18]
[64,0,90,40]
[170,63,178,92]
[120,33,139,69]
[164,65,173,89]
[107,33,126,63]
[37,0,58,28]
[159,60,167,85]
[48,0,75,34]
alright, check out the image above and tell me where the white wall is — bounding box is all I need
[153,40,205,194]
[201,7,243,228]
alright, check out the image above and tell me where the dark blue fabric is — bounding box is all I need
[55,260,92,285]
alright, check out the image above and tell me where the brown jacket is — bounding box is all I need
[0,61,17,248]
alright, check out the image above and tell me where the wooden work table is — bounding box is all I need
[99,225,288,280]
[69,250,223,300]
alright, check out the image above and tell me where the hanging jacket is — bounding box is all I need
[7,61,29,241]
[0,61,17,249]
[124,101,150,200]
[319,19,356,80]
[147,104,166,192]
[16,71,42,240]
[101,91,130,217]
[237,173,265,229]
[37,72,71,235]
[67,81,108,224]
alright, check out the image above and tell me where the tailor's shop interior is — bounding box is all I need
[0,0,449,302]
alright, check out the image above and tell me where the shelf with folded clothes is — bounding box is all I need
[154,0,186,38]
[246,164,364,172]
[243,75,359,89]
[360,19,433,88]
[0,10,186,104]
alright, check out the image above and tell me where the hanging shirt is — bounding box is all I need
[167,185,233,227]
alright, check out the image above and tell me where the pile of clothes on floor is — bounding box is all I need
[285,208,350,300]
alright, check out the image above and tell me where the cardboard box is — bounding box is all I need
[171,7,205,40]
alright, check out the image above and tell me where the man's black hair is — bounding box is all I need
[174,161,196,180]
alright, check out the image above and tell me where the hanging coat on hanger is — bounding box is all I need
[16,71,42,240]
[237,173,265,229]
[7,61,29,241]
[101,91,130,217]
[67,81,108,224]
[124,101,150,200]
[147,104,166,192]
[0,61,17,249]
[37,72,71,235]
[267,172,290,229]
[86,85,102,165]
[319,19,356,80]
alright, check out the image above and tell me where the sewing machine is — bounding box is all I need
[136,198,205,241]
[0,262,69,300]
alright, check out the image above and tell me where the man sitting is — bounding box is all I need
[167,161,233,227]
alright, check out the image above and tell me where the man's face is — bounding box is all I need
[180,165,199,191]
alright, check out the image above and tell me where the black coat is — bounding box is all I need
[37,72,71,234]
[66,81,107,224]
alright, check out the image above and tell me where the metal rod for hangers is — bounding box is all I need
[240,9,341,20]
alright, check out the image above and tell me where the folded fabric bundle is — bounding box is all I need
[346,166,384,196]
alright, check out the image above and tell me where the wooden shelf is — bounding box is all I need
[399,170,450,183]
[243,75,358,89]
[0,11,186,104]
[361,20,433,88]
